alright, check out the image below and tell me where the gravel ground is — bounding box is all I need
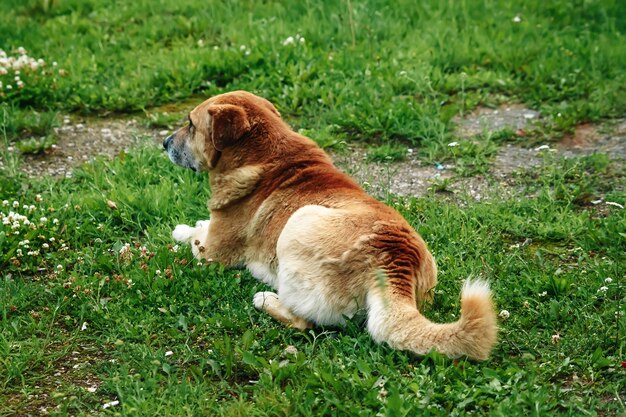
[3,107,624,202]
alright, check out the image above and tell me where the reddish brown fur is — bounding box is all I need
[168,90,497,360]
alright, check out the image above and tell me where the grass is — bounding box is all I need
[0,145,624,416]
[1,0,625,415]
[1,0,625,144]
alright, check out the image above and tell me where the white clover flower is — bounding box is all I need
[0,68,6,75]
[40,216,48,223]
[598,286,608,292]
[52,218,59,225]
[12,201,19,208]
[283,36,295,46]
[16,249,23,257]
[56,264,63,270]
[539,291,547,297]
[5,84,12,90]
[42,243,49,249]
[499,310,510,319]
[551,334,560,345]
[604,277,612,284]
[52,61,58,67]
[49,237,55,242]
[155,269,162,276]
[17,47,26,55]
[2,200,8,206]
[512,15,521,23]
[16,80,24,89]
[299,37,305,44]
[240,45,247,51]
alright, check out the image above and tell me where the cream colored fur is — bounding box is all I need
[167,91,498,361]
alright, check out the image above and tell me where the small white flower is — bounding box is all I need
[5,84,12,90]
[12,201,19,208]
[2,200,8,206]
[551,333,560,345]
[604,277,612,284]
[40,217,48,223]
[165,350,173,357]
[81,322,88,331]
[52,61,58,67]
[512,15,522,23]
[42,243,49,249]
[448,141,459,147]
[56,264,63,271]
[52,218,59,225]
[598,286,608,292]
[16,47,26,55]
[155,269,162,276]
[299,37,305,44]
[14,75,20,81]
[499,310,510,319]
[539,291,547,297]
[282,36,295,46]
[240,45,247,51]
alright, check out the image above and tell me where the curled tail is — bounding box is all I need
[367,279,498,361]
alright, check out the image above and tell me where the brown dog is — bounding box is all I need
[164,91,497,360]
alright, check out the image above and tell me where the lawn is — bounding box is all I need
[1,0,625,416]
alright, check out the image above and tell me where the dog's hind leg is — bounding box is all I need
[253,291,312,330]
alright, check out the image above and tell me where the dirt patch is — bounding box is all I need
[3,108,624,202]
[454,104,541,138]
[558,121,626,159]
[1,334,109,416]
[4,116,165,178]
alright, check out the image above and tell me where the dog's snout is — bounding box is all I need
[163,135,173,151]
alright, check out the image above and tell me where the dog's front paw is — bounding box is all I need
[253,291,280,310]
[172,224,194,243]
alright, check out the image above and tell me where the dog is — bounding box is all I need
[163,91,497,360]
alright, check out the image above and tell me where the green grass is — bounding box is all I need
[0,144,624,416]
[1,0,625,144]
[1,0,625,415]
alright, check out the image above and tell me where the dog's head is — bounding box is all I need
[163,91,281,171]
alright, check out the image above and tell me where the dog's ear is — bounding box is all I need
[207,104,250,151]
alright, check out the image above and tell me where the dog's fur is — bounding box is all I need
[164,91,497,360]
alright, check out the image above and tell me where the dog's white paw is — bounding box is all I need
[253,291,279,310]
[195,220,210,229]
[172,224,194,243]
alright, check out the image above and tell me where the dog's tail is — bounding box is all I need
[367,273,497,361]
